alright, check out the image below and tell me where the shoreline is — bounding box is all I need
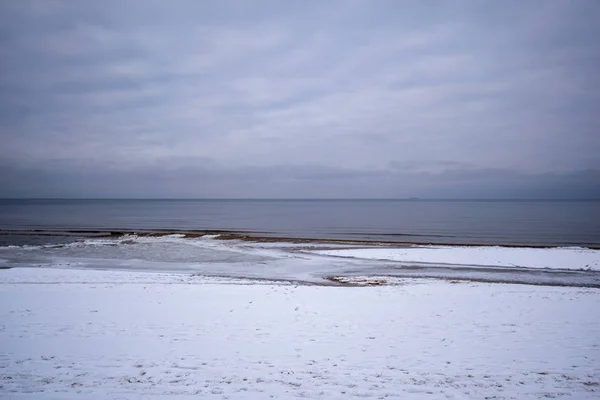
[1,232,599,289]
[2,228,599,249]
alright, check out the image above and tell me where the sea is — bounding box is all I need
[0,199,598,247]
[1,199,599,287]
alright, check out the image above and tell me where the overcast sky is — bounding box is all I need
[0,0,598,198]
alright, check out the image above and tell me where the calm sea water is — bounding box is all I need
[0,199,599,247]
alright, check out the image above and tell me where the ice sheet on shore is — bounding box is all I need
[1,268,599,399]
[2,235,600,287]
[315,245,600,271]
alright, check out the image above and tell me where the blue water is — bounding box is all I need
[0,199,599,247]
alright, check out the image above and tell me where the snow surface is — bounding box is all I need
[3,236,600,288]
[1,268,599,399]
[315,245,600,271]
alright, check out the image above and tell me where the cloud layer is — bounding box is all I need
[1,0,599,197]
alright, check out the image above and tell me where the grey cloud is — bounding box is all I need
[0,0,599,198]
[1,160,598,199]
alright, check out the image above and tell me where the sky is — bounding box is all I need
[0,0,599,198]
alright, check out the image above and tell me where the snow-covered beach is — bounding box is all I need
[2,234,600,286]
[1,236,600,398]
[1,266,600,399]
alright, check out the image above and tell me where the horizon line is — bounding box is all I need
[1,197,599,202]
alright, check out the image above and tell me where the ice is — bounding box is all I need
[314,245,600,271]
[1,236,600,287]
[1,268,599,399]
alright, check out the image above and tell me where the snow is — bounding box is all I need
[314,245,600,271]
[1,268,599,399]
[2,236,600,288]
